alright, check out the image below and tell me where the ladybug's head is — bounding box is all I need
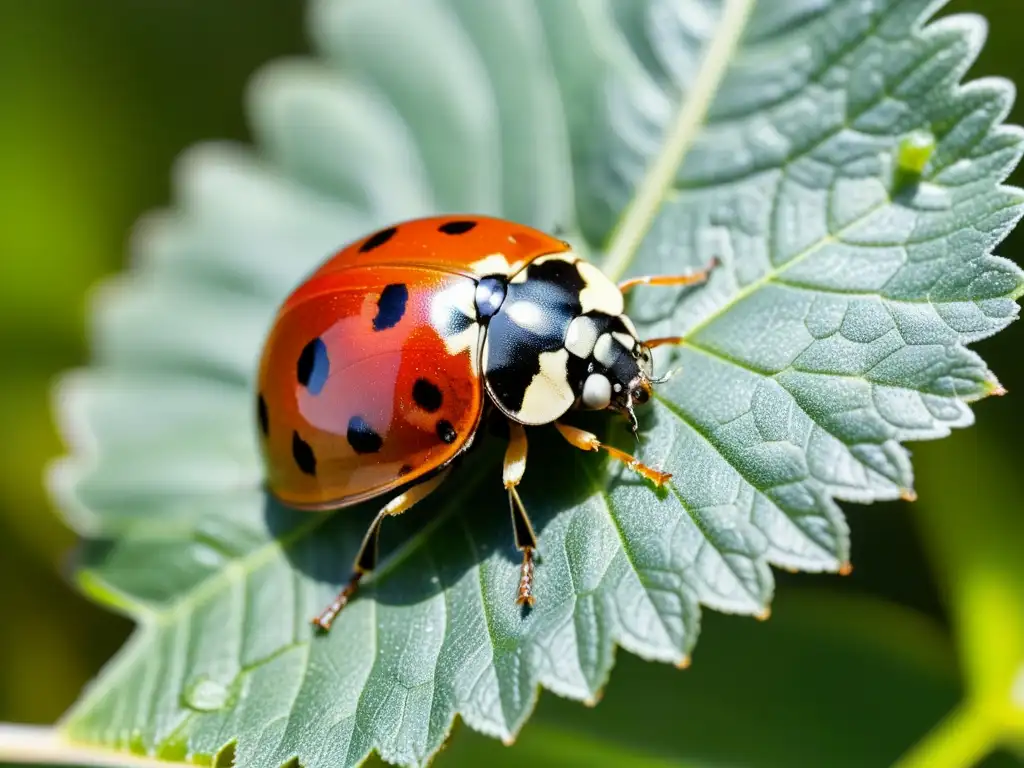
[579,335,661,433]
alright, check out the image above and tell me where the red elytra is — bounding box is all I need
[258,216,571,510]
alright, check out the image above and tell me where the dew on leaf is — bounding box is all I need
[182,675,230,712]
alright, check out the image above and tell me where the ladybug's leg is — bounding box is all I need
[617,257,717,293]
[312,468,451,631]
[554,422,672,487]
[504,421,539,607]
[642,336,684,349]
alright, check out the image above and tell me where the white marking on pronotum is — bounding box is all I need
[593,333,617,368]
[577,261,624,316]
[612,332,635,351]
[517,348,575,424]
[505,300,548,334]
[565,315,600,358]
[618,314,639,339]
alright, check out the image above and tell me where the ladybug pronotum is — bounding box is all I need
[257,215,715,629]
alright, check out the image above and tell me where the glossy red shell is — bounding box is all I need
[310,215,571,279]
[257,215,571,510]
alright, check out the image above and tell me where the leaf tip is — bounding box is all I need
[838,561,854,577]
[899,488,919,503]
[214,740,236,767]
[675,655,692,670]
[755,607,772,621]
[583,690,604,707]
[985,380,1008,397]
[501,734,517,747]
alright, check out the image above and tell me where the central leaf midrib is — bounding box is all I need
[601,0,757,281]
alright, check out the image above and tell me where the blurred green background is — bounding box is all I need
[0,1,1022,766]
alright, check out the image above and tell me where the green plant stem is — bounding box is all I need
[893,702,999,768]
[601,0,754,281]
[0,723,164,766]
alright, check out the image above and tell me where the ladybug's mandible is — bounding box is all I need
[256,215,715,629]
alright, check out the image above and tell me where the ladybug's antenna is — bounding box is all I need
[649,367,678,385]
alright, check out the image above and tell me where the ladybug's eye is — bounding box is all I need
[632,386,650,406]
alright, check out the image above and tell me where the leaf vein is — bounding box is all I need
[602,0,756,280]
[592,480,685,658]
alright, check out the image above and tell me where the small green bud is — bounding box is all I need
[897,130,936,175]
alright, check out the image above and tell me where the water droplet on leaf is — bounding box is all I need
[183,676,229,712]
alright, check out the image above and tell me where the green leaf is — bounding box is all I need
[434,589,964,768]
[0,590,962,768]
[49,1,1023,767]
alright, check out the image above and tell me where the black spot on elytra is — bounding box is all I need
[359,226,397,253]
[373,283,408,331]
[257,394,269,436]
[292,431,316,476]
[398,464,414,477]
[347,415,383,454]
[439,220,477,235]
[436,419,457,444]
[297,338,329,394]
[412,378,443,412]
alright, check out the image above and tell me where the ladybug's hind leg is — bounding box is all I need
[312,468,452,631]
[555,422,672,487]
[503,421,539,607]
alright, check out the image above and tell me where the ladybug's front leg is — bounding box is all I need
[554,422,672,487]
[312,468,451,631]
[503,421,539,607]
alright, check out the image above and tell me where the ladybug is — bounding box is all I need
[256,215,715,630]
